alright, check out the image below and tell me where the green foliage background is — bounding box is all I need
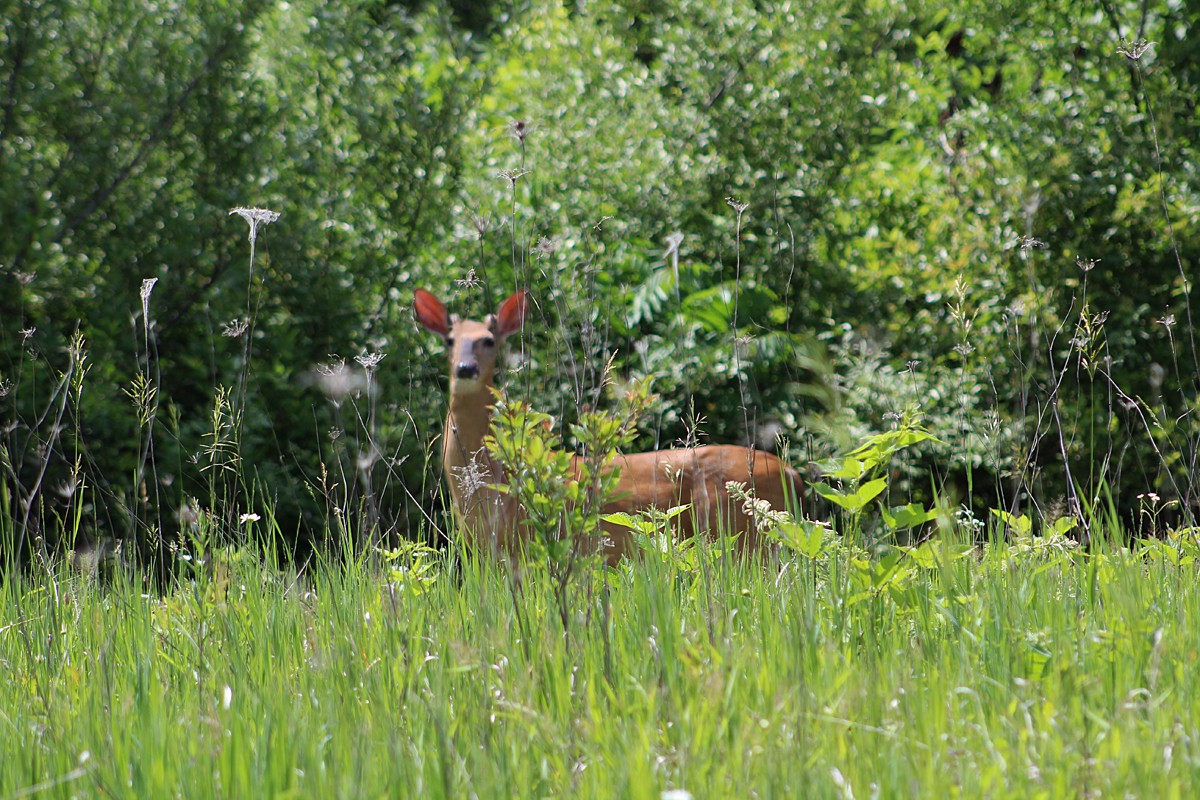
[2,0,1198,552]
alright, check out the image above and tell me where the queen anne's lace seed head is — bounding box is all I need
[354,351,387,373]
[664,231,684,257]
[222,318,250,337]
[140,278,158,322]
[1117,39,1154,61]
[496,169,530,189]
[228,207,281,245]
[452,451,493,501]
[532,236,560,258]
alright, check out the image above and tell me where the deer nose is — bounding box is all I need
[455,363,480,380]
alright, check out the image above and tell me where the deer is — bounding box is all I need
[414,288,806,564]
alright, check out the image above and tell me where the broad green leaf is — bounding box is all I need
[993,509,1033,536]
[815,477,888,512]
[882,503,938,530]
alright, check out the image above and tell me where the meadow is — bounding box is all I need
[4,0,1200,796]
[4,515,1200,799]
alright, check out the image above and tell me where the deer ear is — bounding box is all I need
[491,290,531,340]
[413,289,451,338]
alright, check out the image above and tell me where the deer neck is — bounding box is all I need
[443,384,498,482]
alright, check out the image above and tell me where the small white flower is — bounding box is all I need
[240,513,260,523]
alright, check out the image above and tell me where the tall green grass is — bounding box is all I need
[3,529,1199,799]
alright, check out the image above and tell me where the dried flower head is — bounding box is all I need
[354,350,387,372]
[1117,39,1154,61]
[725,197,749,214]
[137,278,158,328]
[532,236,560,258]
[664,231,684,257]
[228,207,281,245]
[21,327,35,340]
[222,318,250,337]
[1156,314,1176,329]
[452,450,493,501]
[454,212,495,241]
[0,378,11,398]
[496,169,530,189]
[504,119,537,145]
[14,272,36,286]
[954,342,976,356]
[1076,256,1099,272]
[1017,236,1046,250]
[455,269,481,289]
[472,212,493,238]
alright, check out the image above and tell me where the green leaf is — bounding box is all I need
[1047,516,1078,537]
[773,521,826,559]
[815,477,887,513]
[602,512,644,532]
[882,503,938,530]
[992,509,1032,536]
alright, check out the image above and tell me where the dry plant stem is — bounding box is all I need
[477,232,495,317]
[227,207,279,537]
[665,232,692,406]
[727,200,763,522]
[12,359,74,566]
[1010,245,1066,520]
[135,282,163,559]
[1013,306,1076,523]
[1129,54,1197,387]
[1130,56,1200,510]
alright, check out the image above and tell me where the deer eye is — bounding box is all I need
[481,336,495,348]
[445,336,455,348]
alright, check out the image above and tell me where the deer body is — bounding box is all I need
[415,289,804,563]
